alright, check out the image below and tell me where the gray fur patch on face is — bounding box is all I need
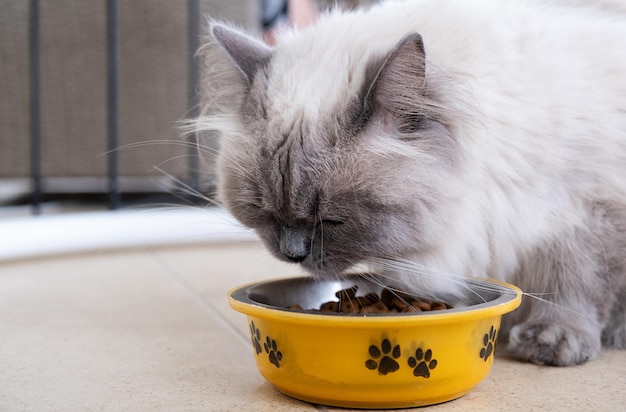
[222,58,458,278]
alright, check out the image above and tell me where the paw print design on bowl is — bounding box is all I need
[408,348,437,378]
[249,321,262,355]
[264,336,283,368]
[480,325,498,361]
[365,338,401,375]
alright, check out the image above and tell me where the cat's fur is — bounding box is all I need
[195,0,626,366]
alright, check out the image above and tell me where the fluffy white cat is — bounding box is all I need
[195,0,626,366]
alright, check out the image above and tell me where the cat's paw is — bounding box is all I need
[508,321,600,366]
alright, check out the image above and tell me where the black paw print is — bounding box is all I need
[365,338,401,375]
[249,321,262,355]
[480,325,497,361]
[264,336,283,368]
[408,348,437,378]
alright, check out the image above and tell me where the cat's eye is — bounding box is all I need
[240,202,264,214]
[322,218,347,226]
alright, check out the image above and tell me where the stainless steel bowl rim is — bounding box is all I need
[230,274,521,318]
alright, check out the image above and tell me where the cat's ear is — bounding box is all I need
[363,33,427,130]
[211,23,273,84]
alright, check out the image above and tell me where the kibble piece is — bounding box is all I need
[413,300,432,311]
[372,300,388,312]
[335,285,358,300]
[320,301,339,312]
[340,298,362,313]
[362,293,380,304]
[360,304,386,314]
[380,288,394,308]
[356,296,375,308]
[431,302,449,310]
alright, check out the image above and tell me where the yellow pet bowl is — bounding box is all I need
[228,275,521,409]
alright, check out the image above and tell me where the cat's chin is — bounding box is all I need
[301,265,349,280]
[297,260,360,280]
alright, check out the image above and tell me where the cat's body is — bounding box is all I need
[197,0,626,366]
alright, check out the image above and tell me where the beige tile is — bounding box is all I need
[154,241,304,291]
[0,250,317,411]
[151,242,305,338]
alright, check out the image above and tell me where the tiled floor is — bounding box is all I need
[1,241,625,411]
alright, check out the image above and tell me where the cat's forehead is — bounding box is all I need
[265,35,371,127]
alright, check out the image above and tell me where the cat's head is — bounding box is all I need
[200,23,462,280]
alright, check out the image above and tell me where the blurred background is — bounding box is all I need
[0,0,376,219]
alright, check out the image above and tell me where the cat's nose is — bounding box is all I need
[285,251,308,263]
[279,226,310,263]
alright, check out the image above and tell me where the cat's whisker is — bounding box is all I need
[150,165,219,207]
[312,212,322,270]
[102,139,218,158]
[368,256,484,301]
[184,113,243,138]
[518,293,586,318]
[366,257,588,317]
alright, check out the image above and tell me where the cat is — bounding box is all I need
[193,0,626,366]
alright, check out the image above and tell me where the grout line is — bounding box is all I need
[149,248,331,411]
[148,249,251,348]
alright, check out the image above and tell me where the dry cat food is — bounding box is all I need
[288,285,452,314]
